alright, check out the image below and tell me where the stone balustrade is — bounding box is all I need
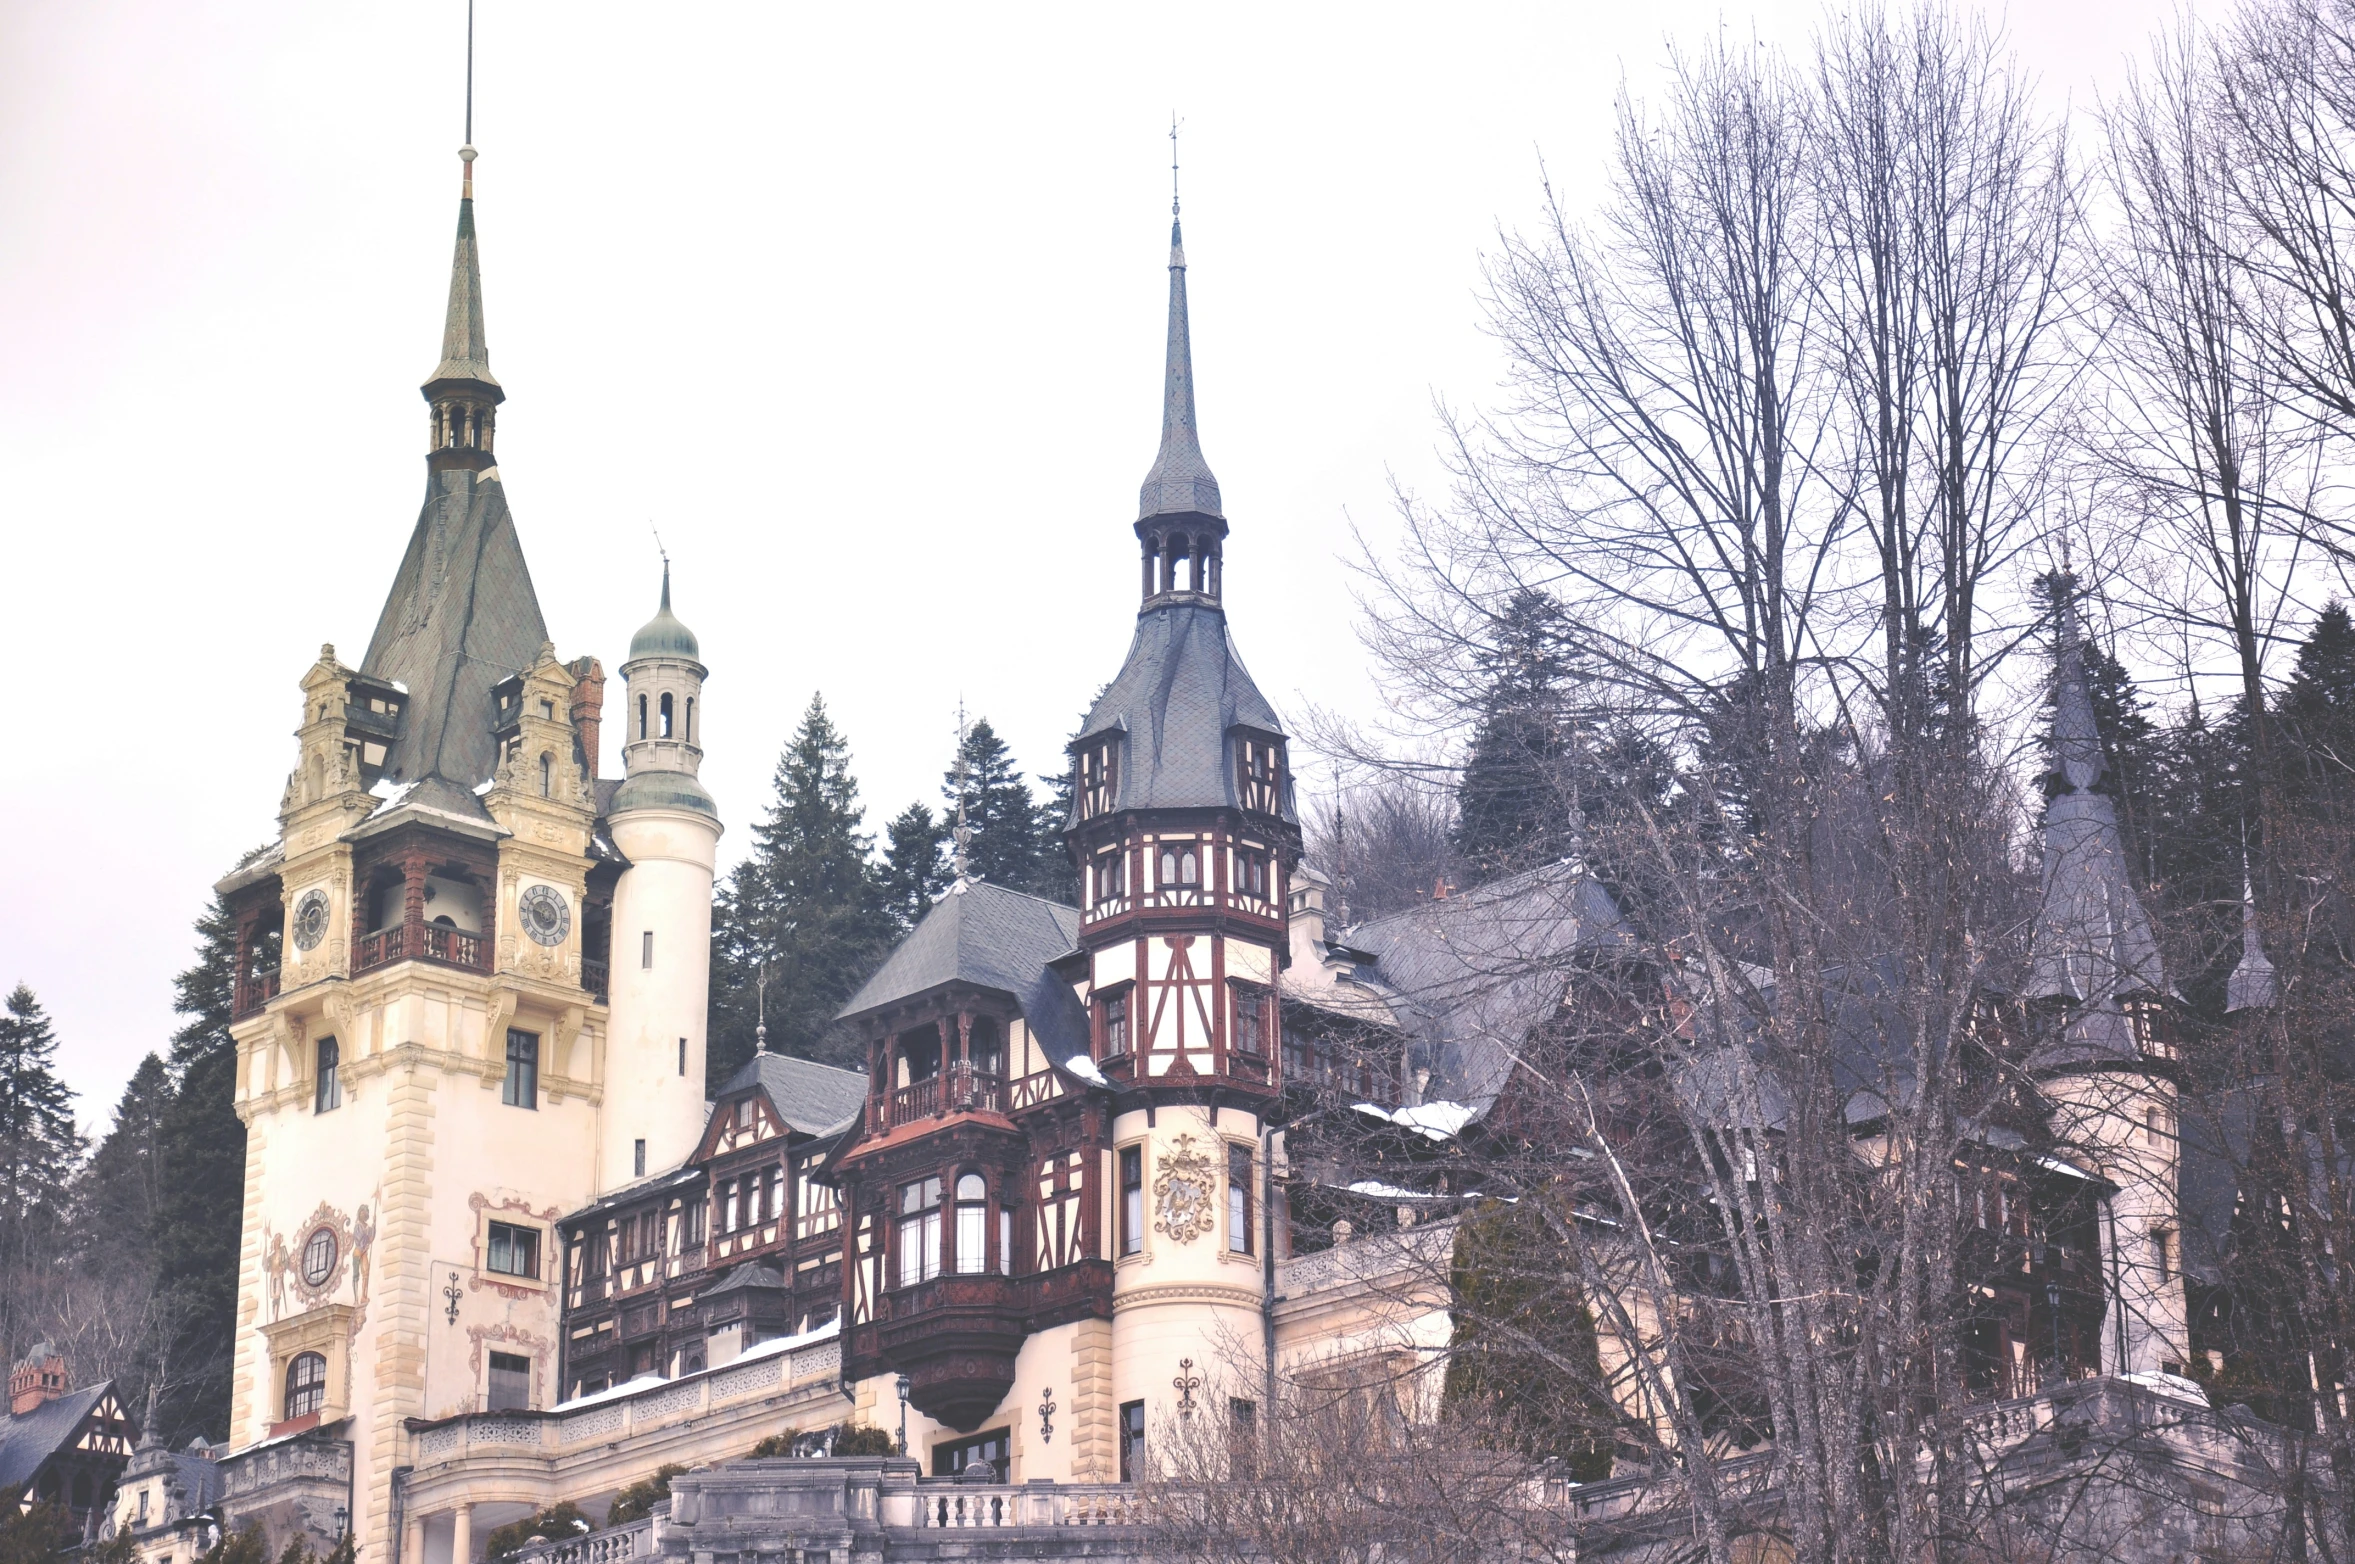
[409,1334,843,1468]
[1274,1216,1459,1299]
[505,1516,652,1564]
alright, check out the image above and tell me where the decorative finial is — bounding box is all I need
[950,701,975,891]
[755,961,769,1053]
[652,524,671,609]
[1170,113,1183,218]
[459,0,477,199]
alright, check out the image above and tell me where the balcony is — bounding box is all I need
[353,923,488,977]
[232,966,282,1020]
[872,1273,1028,1431]
[582,957,610,1002]
[868,1065,1005,1134]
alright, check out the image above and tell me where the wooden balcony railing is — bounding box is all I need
[582,957,610,1001]
[232,967,281,1020]
[868,1065,1006,1134]
[353,923,489,977]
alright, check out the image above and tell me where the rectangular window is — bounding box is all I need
[678,1038,687,1077]
[1120,1146,1144,1256]
[1092,848,1127,906]
[931,1427,1011,1477]
[2154,1227,2177,1283]
[1000,1206,1014,1277]
[683,1197,705,1248]
[633,1139,646,1178]
[314,1037,341,1114]
[1119,1400,1146,1482]
[1228,1143,1253,1255]
[1230,984,1264,1057]
[642,930,654,969]
[503,1030,539,1108]
[487,1351,531,1412]
[957,1197,987,1276]
[897,1176,943,1287]
[763,1167,782,1224]
[1102,990,1129,1055]
[487,1221,540,1279]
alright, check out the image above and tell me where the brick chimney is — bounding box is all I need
[9,1342,68,1416]
[567,656,606,782]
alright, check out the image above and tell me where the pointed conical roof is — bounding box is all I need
[426,149,499,393]
[361,153,547,788]
[2026,584,2167,1067]
[1136,218,1222,523]
[2227,870,2278,1013]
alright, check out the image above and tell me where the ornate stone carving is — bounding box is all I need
[1153,1133,1215,1245]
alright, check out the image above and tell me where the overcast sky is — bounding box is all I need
[0,0,2191,1121]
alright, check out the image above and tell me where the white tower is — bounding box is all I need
[603,566,722,1187]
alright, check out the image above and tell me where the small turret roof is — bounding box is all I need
[628,565,702,664]
[1073,603,1291,819]
[2025,584,2167,1070]
[427,151,498,392]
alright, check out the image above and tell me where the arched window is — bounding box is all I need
[660,693,674,739]
[284,1352,327,1421]
[685,697,695,742]
[955,1173,988,1274]
[638,694,649,741]
[538,753,553,797]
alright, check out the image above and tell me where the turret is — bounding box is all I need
[2026,577,2188,1379]
[603,566,722,1187]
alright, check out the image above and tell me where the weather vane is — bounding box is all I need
[1170,112,1184,217]
[950,700,975,889]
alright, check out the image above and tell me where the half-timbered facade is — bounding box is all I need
[555,1052,865,1398]
[0,1345,135,1539]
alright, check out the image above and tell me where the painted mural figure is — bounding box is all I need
[263,1233,288,1322]
[349,1203,375,1306]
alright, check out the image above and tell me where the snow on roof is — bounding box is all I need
[551,1373,667,1413]
[1343,1179,1447,1201]
[1065,1054,1111,1088]
[1350,1100,1474,1141]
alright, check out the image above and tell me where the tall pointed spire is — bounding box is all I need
[1138,118,1222,528]
[2026,579,2167,1052]
[427,146,499,395]
[2227,862,2279,1012]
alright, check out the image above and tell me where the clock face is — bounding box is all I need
[291,889,330,952]
[518,884,571,947]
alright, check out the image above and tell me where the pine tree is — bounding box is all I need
[155,891,247,1442]
[942,718,1059,896]
[709,697,894,1078]
[1453,591,1575,879]
[2278,602,2355,795]
[0,984,81,1357]
[79,1054,173,1275]
[878,803,948,932]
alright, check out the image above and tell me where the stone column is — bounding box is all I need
[449,1505,472,1564]
[403,1512,423,1564]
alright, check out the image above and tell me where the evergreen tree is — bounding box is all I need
[155,891,248,1442]
[941,718,1059,896]
[0,984,81,1357]
[709,696,894,1078]
[78,1054,172,1275]
[878,803,948,932]
[2278,602,2355,795]
[1453,591,1575,878]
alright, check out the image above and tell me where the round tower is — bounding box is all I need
[1070,207,1300,1447]
[603,566,722,1188]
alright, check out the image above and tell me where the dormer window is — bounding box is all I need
[1238,737,1282,814]
[1080,740,1120,819]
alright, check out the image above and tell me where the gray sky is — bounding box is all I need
[0,0,2184,1120]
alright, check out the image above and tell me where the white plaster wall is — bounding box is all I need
[2044,1071,2189,1378]
[604,807,718,1187]
[1108,1104,1268,1461]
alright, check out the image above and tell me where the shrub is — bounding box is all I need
[605,1464,685,1526]
[832,1424,898,1457]
[482,1502,589,1561]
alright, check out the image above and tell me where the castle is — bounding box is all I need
[73,129,2279,1563]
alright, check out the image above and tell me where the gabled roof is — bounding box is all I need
[1341,860,1631,1115]
[719,1052,870,1138]
[837,882,1091,1062]
[0,1383,114,1492]
[1073,604,1291,819]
